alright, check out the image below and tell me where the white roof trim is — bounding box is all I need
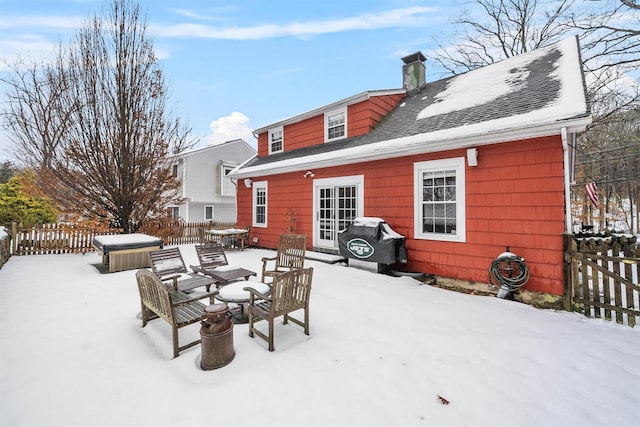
[229,115,591,179]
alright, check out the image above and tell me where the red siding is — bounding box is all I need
[255,93,404,155]
[240,134,566,295]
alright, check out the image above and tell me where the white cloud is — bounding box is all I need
[205,111,256,147]
[0,15,84,30]
[151,6,435,40]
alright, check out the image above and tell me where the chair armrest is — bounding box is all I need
[171,289,219,306]
[261,256,276,263]
[190,265,207,275]
[159,273,181,291]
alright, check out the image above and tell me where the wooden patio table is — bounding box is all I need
[207,228,249,250]
[203,265,257,287]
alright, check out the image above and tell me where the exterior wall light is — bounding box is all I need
[467,148,478,167]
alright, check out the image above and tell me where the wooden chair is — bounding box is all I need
[261,234,307,282]
[244,267,314,351]
[148,247,216,292]
[190,243,256,286]
[135,269,218,358]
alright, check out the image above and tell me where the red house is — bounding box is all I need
[231,37,591,296]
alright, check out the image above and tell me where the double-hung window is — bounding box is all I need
[253,181,268,227]
[204,205,214,221]
[269,127,283,154]
[414,158,466,242]
[324,107,347,142]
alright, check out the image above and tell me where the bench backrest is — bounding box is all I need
[270,267,313,316]
[148,247,187,278]
[136,269,173,323]
[194,243,229,270]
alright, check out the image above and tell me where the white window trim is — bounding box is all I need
[204,205,214,221]
[252,181,268,228]
[413,157,466,242]
[324,107,347,142]
[312,175,365,249]
[268,126,284,154]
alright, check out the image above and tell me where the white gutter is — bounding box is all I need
[230,115,592,179]
[561,127,572,233]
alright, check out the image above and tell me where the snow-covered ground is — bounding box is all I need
[1,245,639,426]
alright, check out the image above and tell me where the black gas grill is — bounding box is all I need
[338,217,407,266]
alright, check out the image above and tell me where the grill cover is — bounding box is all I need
[338,217,407,264]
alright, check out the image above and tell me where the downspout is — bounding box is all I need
[561,127,572,233]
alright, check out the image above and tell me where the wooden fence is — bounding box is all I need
[6,220,239,256]
[564,233,640,327]
[10,222,120,255]
[0,230,10,267]
[137,220,237,245]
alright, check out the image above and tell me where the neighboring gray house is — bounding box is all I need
[168,139,256,223]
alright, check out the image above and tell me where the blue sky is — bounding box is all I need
[0,0,461,156]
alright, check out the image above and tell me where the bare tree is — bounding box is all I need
[568,0,640,124]
[431,0,575,73]
[1,0,195,232]
[429,0,640,121]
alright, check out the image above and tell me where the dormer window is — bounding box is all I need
[325,107,347,142]
[269,126,283,154]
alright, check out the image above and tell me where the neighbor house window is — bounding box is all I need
[414,157,466,242]
[220,163,236,196]
[204,205,214,221]
[324,107,347,142]
[269,126,283,154]
[169,206,180,219]
[172,164,178,177]
[253,181,267,227]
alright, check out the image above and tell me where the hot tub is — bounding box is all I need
[93,233,163,273]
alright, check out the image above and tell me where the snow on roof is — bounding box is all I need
[419,37,587,122]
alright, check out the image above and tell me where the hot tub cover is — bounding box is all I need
[338,217,407,264]
[93,233,163,255]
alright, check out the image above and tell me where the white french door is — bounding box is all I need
[313,176,364,250]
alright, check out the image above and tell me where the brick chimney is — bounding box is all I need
[401,51,427,92]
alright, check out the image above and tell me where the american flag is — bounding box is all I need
[586,180,598,208]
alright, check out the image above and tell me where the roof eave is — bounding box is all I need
[230,115,592,180]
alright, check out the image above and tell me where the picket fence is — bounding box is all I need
[8,221,238,256]
[564,233,640,327]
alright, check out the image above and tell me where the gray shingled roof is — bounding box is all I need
[235,37,590,176]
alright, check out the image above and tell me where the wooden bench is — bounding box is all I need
[135,269,218,358]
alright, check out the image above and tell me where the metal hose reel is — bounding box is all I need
[489,246,530,299]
